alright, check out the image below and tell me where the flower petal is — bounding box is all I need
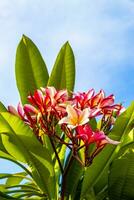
[101,94,115,107]
[66,105,78,124]
[8,105,19,117]
[79,108,90,125]
[105,136,121,145]
[58,116,69,125]
[90,90,105,107]
[24,104,38,114]
[34,89,44,105]
[17,102,25,119]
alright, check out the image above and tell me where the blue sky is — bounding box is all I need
[0,0,134,172]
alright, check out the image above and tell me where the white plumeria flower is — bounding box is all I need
[59,105,90,129]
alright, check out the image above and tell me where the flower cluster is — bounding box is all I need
[8,87,124,166]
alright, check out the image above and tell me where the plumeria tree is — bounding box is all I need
[0,35,134,200]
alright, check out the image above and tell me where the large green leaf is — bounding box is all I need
[94,166,108,196]
[48,42,75,92]
[108,143,134,200]
[15,35,49,104]
[80,102,134,199]
[59,151,84,200]
[0,112,56,200]
[63,158,83,199]
[0,131,32,176]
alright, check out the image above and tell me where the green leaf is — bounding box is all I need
[62,153,83,200]
[80,102,134,198]
[0,134,32,176]
[0,102,7,112]
[6,172,27,187]
[0,150,32,177]
[108,143,134,200]
[121,128,134,147]
[80,188,97,200]
[94,166,108,195]
[89,118,97,131]
[0,112,56,200]
[48,42,75,92]
[15,35,49,104]
[0,172,32,183]
[0,191,17,199]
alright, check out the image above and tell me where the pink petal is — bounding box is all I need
[105,136,121,145]
[101,94,115,107]
[24,104,38,114]
[27,95,34,104]
[87,89,95,99]
[17,102,25,118]
[55,90,68,101]
[93,131,106,141]
[90,90,105,107]
[8,105,19,117]
[34,89,44,104]
[46,87,56,98]
[89,108,101,117]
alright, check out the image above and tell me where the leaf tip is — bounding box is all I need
[22,34,28,45]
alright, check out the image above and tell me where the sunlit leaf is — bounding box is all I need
[108,143,134,200]
[48,42,75,92]
[15,35,49,104]
[0,112,56,200]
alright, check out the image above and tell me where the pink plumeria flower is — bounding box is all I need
[59,105,90,129]
[90,131,121,159]
[41,86,68,113]
[44,86,68,104]
[76,125,106,145]
[76,124,120,147]
[73,89,95,109]
[8,105,20,117]
[8,102,25,120]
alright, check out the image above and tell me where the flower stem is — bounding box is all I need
[50,137,64,174]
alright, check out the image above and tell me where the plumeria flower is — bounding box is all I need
[41,86,69,114]
[8,105,20,117]
[89,131,121,162]
[76,125,105,145]
[8,102,25,120]
[89,90,124,117]
[76,124,120,146]
[42,86,68,105]
[73,89,95,109]
[8,86,123,157]
[59,105,90,129]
